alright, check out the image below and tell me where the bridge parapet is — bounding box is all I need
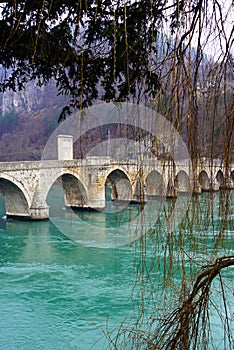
[85,156,111,165]
[0,159,88,171]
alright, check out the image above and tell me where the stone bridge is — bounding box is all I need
[0,148,233,220]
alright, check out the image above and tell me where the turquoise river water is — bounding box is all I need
[0,190,233,350]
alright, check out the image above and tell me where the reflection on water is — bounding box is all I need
[0,190,233,349]
[47,182,168,248]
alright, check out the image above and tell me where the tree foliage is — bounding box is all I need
[0,0,232,120]
[0,0,166,115]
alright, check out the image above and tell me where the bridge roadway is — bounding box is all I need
[0,156,233,220]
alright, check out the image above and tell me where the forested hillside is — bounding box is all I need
[0,60,232,162]
[0,82,66,161]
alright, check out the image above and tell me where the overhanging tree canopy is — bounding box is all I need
[0,0,165,113]
[0,0,232,120]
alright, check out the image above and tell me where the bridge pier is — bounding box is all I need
[166,178,177,198]
[192,180,202,194]
[210,179,220,191]
[87,191,105,210]
[30,206,49,220]
[225,178,234,189]
[132,178,147,203]
[26,186,51,220]
[6,207,49,220]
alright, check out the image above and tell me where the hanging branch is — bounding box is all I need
[148,256,234,350]
[109,256,234,350]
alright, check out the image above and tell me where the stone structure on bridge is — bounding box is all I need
[0,135,233,220]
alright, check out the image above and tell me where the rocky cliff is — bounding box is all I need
[0,80,65,117]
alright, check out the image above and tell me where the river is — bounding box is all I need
[0,190,233,349]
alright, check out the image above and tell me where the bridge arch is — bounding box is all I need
[198,170,210,191]
[175,170,191,193]
[45,172,88,209]
[215,170,224,189]
[145,170,164,197]
[105,169,132,202]
[231,170,234,182]
[0,177,30,218]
